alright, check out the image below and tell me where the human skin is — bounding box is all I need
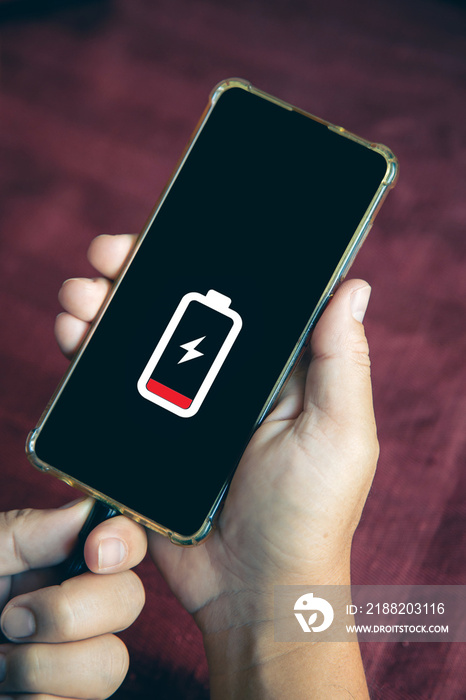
[0,498,147,698]
[54,233,377,699]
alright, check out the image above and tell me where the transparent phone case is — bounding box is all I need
[27,78,398,546]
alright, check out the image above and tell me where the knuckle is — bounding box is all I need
[17,696,59,700]
[121,570,146,620]
[371,432,381,462]
[33,570,145,644]
[331,325,371,372]
[355,428,380,476]
[9,643,43,692]
[6,636,129,699]
[0,509,35,573]
[364,415,380,460]
[98,634,130,697]
[105,571,146,633]
[348,333,371,371]
[50,585,78,641]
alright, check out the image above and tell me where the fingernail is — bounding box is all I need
[61,277,82,286]
[2,606,36,639]
[350,285,371,323]
[0,652,5,682]
[58,496,88,509]
[98,538,127,570]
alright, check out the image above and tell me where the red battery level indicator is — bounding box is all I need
[137,290,242,417]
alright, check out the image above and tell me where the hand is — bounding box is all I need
[58,233,378,698]
[0,497,147,699]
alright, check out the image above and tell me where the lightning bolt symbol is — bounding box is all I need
[178,336,206,364]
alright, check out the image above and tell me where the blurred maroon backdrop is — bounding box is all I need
[1,0,466,697]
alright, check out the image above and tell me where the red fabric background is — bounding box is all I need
[1,0,466,697]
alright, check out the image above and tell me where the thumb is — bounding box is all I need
[0,498,94,576]
[303,279,375,434]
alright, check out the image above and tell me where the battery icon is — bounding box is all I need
[137,290,243,417]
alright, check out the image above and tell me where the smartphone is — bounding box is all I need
[26,78,398,545]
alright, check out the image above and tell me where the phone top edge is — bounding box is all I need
[210,77,252,103]
[212,79,399,186]
[326,130,398,187]
[376,144,399,187]
[212,78,294,112]
[26,428,46,468]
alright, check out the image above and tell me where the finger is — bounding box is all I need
[301,279,375,430]
[58,277,112,322]
[0,695,83,700]
[0,499,94,577]
[55,312,90,358]
[0,634,129,698]
[87,233,137,279]
[84,515,147,573]
[2,695,84,700]
[1,570,145,643]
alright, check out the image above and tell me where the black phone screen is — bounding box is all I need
[33,86,389,537]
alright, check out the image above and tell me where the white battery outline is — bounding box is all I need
[137,290,243,418]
